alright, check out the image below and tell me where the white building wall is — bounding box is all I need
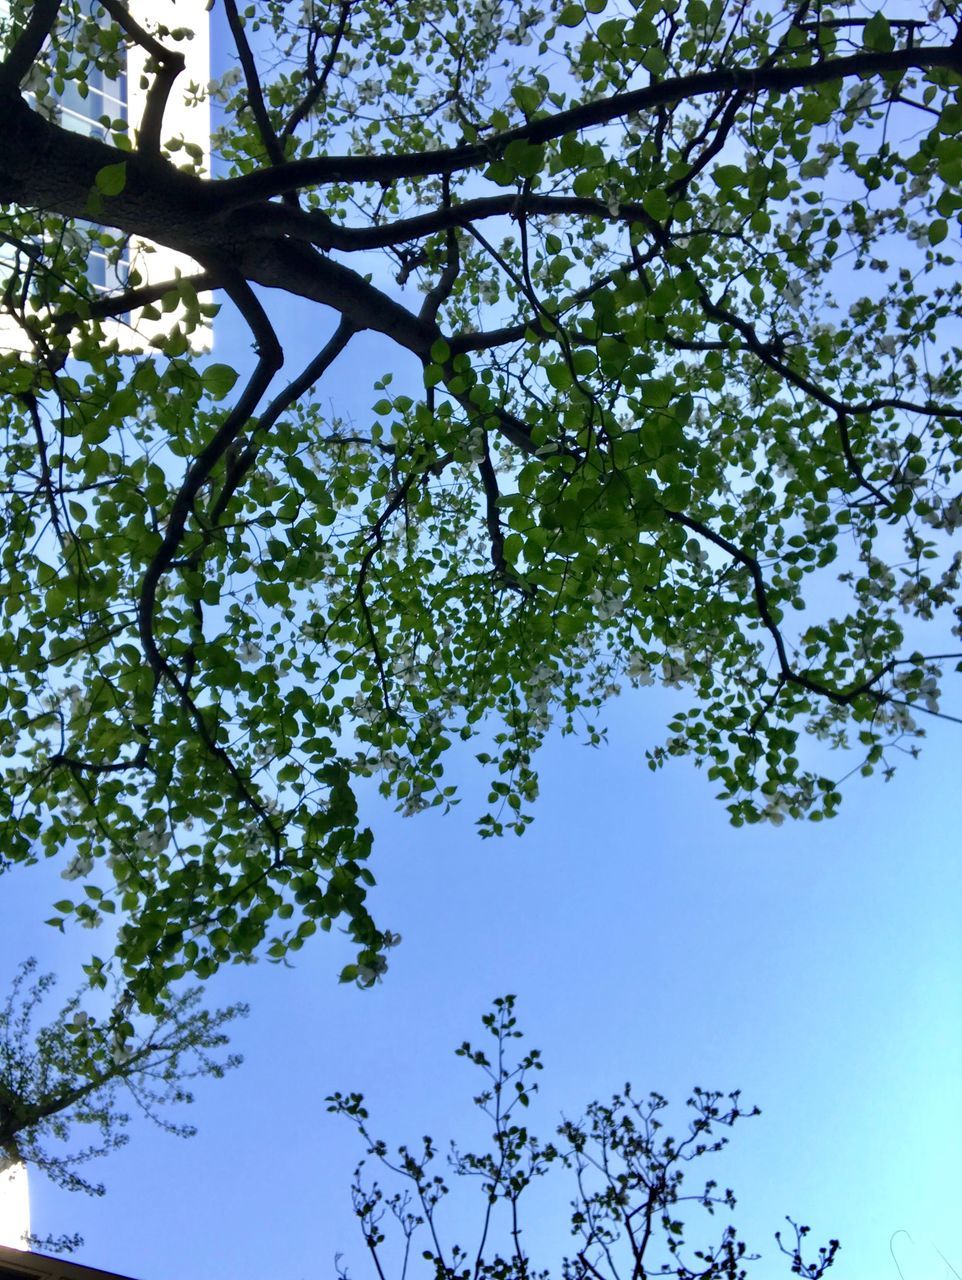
[0,1161,30,1251]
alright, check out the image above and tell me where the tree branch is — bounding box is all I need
[279,0,353,144]
[270,193,655,253]
[136,279,284,838]
[0,0,62,89]
[667,509,890,706]
[97,0,185,153]
[209,316,355,525]
[222,0,287,169]
[217,43,962,204]
[54,270,215,333]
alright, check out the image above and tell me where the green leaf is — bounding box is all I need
[713,165,743,191]
[642,189,670,220]
[201,363,240,399]
[642,46,667,76]
[863,12,894,51]
[558,4,585,27]
[512,84,544,114]
[95,161,127,196]
[545,362,573,391]
[504,140,546,179]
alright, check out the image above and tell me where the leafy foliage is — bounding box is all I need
[328,995,840,1280]
[0,958,245,1202]
[1,0,961,1001]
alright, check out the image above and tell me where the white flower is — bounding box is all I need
[626,652,655,684]
[401,789,429,817]
[878,335,898,356]
[208,67,242,102]
[382,931,402,948]
[589,587,625,620]
[686,538,708,569]
[464,426,486,462]
[919,675,940,713]
[238,641,262,665]
[942,497,962,532]
[352,692,382,724]
[357,956,389,985]
[110,1039,133,1064]
[760,792,791,826]
[135,823,170,856]
[884,701,917,733]
[662,654,692,688]
[71,1011,90,1029]
[394,652,419,685]
[846,82,876,114]
[62,853,93,881]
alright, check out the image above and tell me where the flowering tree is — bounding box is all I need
[0,957,244,1236]
[1,0,961,1003]
[328,995,840,1280]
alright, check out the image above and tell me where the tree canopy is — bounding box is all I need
[1,0,961,1005]
[0,957,244,1218]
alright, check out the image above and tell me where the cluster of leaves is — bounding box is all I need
[0,0,961,1003]
[327,995,839,1280]
[0,958,245,1207]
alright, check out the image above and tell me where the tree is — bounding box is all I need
[328,995,840,1280]
[0,956,245,1235]
[1,0,961,1003]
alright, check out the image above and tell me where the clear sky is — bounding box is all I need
[4,667,960,1280]
[3,8,961,1277]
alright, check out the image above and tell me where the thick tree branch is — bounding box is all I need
[97,0,185,153]
[271,193,655,253]
[476,443,530,597]
[138,280,283,669]
[217,44,962,204]
[210,316,355,524]
[0,93,439,353]
[418,178,461,325]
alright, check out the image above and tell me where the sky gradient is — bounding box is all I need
[4,681,960,1280]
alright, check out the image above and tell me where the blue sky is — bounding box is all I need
[5,675,960,1280]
